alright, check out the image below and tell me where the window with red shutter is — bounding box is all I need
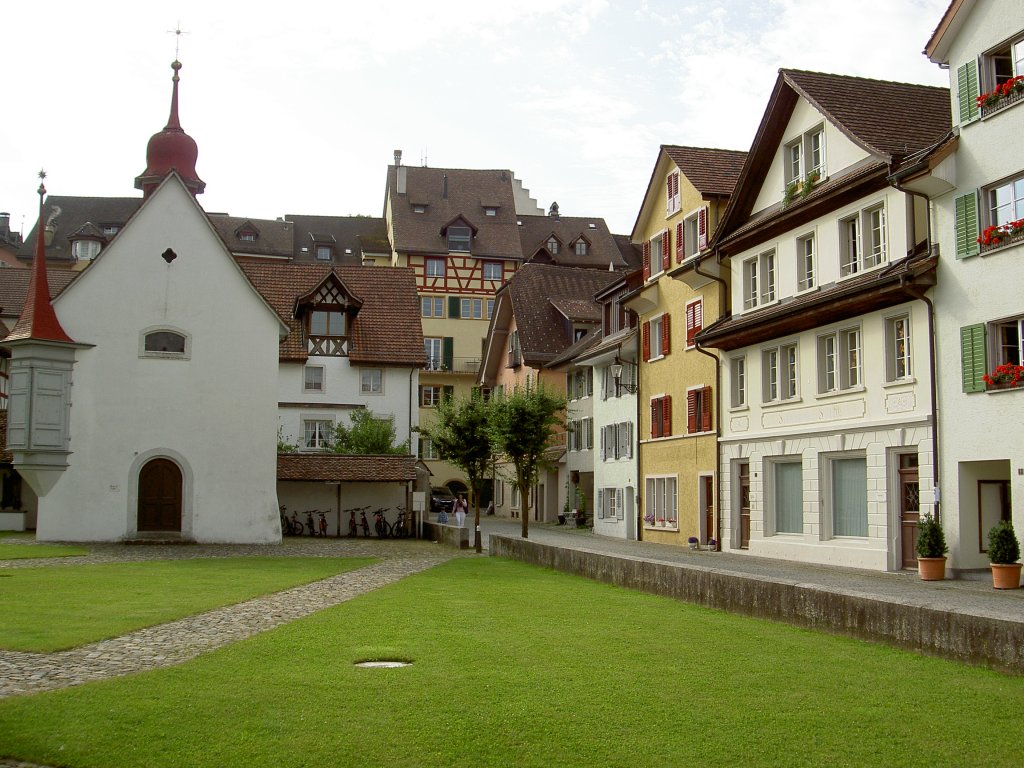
[661,313,671,357]
[642,240,651,281]
[687,390,698,434]
[642,321,651,362]
[698,206,708,250]
[675,222,685,263]
[685,299,702,347]
[650,399,659,438]
[661,229,670,272]
[661,394,672,436]
[701,386,713,432]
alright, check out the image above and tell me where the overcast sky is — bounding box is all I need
[1,0,950,240]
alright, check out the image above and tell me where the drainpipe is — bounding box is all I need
[635,350,643,541]
[888,176,940,525]
[693,252,729,551]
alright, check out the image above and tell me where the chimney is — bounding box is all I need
[0,212,9,235]
[548,201,560,218]
[395,149,407,195]
[442,173,448,199]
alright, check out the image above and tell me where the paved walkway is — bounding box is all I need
[0,538,457,699]
[474,517,1024,623]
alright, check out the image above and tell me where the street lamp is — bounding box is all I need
[610,360,638,395]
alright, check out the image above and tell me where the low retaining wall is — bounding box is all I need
[422,520,469,550]
[490,535,1024,674]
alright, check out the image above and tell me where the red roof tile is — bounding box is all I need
[277,453,417,482]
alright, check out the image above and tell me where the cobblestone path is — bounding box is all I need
[0,539,458,699]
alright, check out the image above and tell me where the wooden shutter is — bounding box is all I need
[642,241,651,280]
[442,337,454,371]
[448,296,461,318]
[661,230,671,272]
[626,422,633,458]
[957,59,980,125]
[661,394,672,437]
[698,206,708,250]
[960,323,987,393]
[597,488,605,519]
[687,390,698,434]
[701,385,713,432]
[686,303,696,346]
[955,191,980,259]
[661,313,671,357]
[650,400,659,438]
[642,321,651,361]
[666,175,674,214]
[442,385,454,402]
[675,222,685,262]
[566,372,574,400]
[586,368,593,396]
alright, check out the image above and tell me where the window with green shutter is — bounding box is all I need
[960,323,987,393]
[955,191,980,259]
[448,296,461,319]
[442,337,454,371]
[957,59,980,125]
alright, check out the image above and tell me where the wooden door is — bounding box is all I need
[138,458,182,532]
[899,454,920,569]
[702,476,714,545]
[738,462,750,549]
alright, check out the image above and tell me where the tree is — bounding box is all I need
[331,410,409,455]
[418,391,494,552]
[488,382,566,539]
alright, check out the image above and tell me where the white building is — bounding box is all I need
[911,0,1024,573]
[700,69,950,571]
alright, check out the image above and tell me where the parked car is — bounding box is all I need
[430,487,456,514]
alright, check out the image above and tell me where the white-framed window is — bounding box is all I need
[424,337,443,371]
[568,418,594,452]
[649,232,665,276]
[239,230,257,242]
[817,327,861,394]
[71,239,101,260]
[598,487,624,521]
[142,329,189,358]
[546,236,560,255]
[102,224,120,236]
[360,368,383,394]
[420,385,441,407]
[797,233,815,292]
[644,475,677,528]
[986,172,1024,229]
[303,419,333,450]
[961,315,1024,393]
[730,356,746,408]
[784,125,825,185]
[763,342,798,403]
[884,315,913,382]
[304,365,324,392]
[461,298,484,320]
[601,421,634,460]
[685,298,703,349]
[840,204,886,276]
[995,317,1024,366]
[484,207,497,217]
[650,394,672,438]
[425,258,445,278]
[574,240,588,256]
[421,297,444,318]
[448,226,472,252]
[666,171,681,216]
[829,455,868,538]
[650,315,665,360]
[486,299,494,320]
[315,245,332,261]
[483,261,503,281]
[771,460,804,535]
[742,249,775,310]
[420,437,439,460]
[982,35,1024,95]
[683,212,700,257]
[508,330,522,367]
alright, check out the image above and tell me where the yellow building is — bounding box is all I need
[625,146,745,545]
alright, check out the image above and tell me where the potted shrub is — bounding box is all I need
[987,519,1022,589]
[915,513,948,580]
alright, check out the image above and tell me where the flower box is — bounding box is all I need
[977,75,1024,118]
[978,217,1024,252]
[984,363,1024,390]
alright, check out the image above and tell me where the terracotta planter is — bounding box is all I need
[917,557,947,581]
[991,563,1023,590]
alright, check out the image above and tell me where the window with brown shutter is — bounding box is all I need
[642,240,651,281]
[701,385,712,433]
[642,321,651,361]
[661,313,671,357]
[686,387,713,433]
[661,394,672,436]
[661,229,671,272]
[685,299,702,347]
[687,390,698,434]
[676,222,685,262]
[698,207,708,250]
[650,399,659,438]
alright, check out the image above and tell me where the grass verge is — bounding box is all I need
[0,556,374,652]
[0,543,89,560]
[0,557,1021,767]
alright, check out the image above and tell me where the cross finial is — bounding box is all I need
[37,168,46,197]
[168,23,187,60]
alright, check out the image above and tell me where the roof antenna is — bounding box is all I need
[421,147,428,167]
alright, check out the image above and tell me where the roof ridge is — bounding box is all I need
[662,144,748,154]
[781,68,948,92]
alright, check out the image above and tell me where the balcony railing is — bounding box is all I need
[980,86,1024,118]
[423,356,481,375]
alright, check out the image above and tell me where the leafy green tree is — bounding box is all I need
[418,391,494,551]
[331,410,409,455]
[488,382,566,539]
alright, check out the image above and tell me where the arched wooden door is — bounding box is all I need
[138,458,183,532]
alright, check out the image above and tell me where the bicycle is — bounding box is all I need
[359,509,371,537]
[305,510,317,537]
[391,506,410,539]
[317,511,328,537]
[372,507,393,538]
[344,506,370,538]
[280,507,304,536]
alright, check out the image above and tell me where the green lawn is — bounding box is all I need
[0,543,89,560]
[0,557,374,652]
[0,557,1021,767]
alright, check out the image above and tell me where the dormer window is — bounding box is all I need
[71,239,101,260]
[448,225,472,252]
[413,204,426,214]
[316,245,333,261]
[239,230,257,242]
[301,277,360,357]
[574,239,588,256]
[484,207,497,217]
[102,224,120,237]
[311,310,346,336]
[546,236,560,255]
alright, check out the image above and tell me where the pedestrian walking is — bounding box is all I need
[454,494,468,529]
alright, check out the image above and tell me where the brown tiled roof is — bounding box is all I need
[783,70,950,159]
[549,297,601,323]
[506,262,620,366]
[18,196,142,264]
[517,215,629,269]
[612,234,643,270]
[546,328,603,367]
[387,166,523,259]
[239,263,426,365]
[208,215,294,259]
[286,215,390,265]
[663,146,748,197]
[277,453,417,482]
[0,268,79,324]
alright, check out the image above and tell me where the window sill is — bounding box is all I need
[648,354,665,363]
[794,285,820,298]
[815,385,865,400]
[728,404,750,413]
[984,383,1024,394]
[882,377,916,389]
[837,261,887,282]
[762,396,802,409]
[686,430,715,437]
[645,523,678,531]
[741,297,780,314]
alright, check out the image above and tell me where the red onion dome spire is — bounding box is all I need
[134,60,206,198]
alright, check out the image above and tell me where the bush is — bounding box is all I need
[915,513,948,558]
[987,520,1021,565]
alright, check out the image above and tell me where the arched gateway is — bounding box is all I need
[137,458,183,532]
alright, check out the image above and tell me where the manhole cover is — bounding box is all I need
[354,660,411,668]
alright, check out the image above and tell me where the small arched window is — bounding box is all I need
[142,329,189,358]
